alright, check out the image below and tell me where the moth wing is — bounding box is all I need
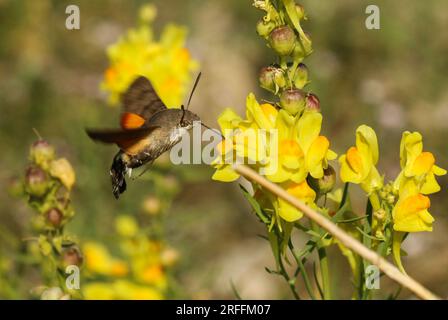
[121,76,167,121]
[85,126,159,152]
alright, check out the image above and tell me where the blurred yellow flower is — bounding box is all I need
[83,280,163,300]
[101,4,199,107]
[115,215,138,238]
[83,242,129,277]
[49,158,75,190]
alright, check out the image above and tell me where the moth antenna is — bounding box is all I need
[32,128,43,140]
[201,122,225,140]
[186,72,202,110]
[180,105,186,124]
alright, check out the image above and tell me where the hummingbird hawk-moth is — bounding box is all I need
[86,73,203,199]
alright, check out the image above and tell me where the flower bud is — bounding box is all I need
[269,26,296,56]
[41,287,65,300]
[293,63,308,89]
[259,66,286,93]
[256,18,276,38]
[374,209,386,221]
[307,166,336,195]
[161,248,180,267]
[280,89,306,115]
[29,140,55,169]
[46,208,63,227]
[61,245,83,268]
[296,4,305,20]
[142,195,162,215]
[305,93,320,112]
[293,32,312,59]
[25,166,49,197]
[49,158,75,190]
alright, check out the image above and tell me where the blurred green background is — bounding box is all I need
[0,0,447,299]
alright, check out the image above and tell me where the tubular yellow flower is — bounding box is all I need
[277,180,316,222]
[393,193,433,232]
[339,125,383,193]
[394,131,446,195]
[296,112,337,179]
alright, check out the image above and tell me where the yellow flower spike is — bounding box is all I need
[277,180,316,222]
[101,6,198,107]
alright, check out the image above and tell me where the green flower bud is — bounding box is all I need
[30,140,55,169]
[374,209,386,221]
[256,18,276,38]
[46,208,63,227]
[307,166,336,195]
[293,32,312,59]
[293,63,309,89]
[269,26,296,56]
[25,166,49,197]
[259,66,286,93]
[305,93,320,112]
[296,4,305,20]
[280,88,306,115]
[61,245,83,268]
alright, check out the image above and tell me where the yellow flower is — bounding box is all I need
[296,112,337,179]
[101,4,198,107]
[277,180,316,222]
[339,125,383,193]
[212,94,278,182]
[115,215,138,238]
[393,193,433,232]
[394,131,446,195]
[138,265,167,289]
[83,280,163,300]
[49,158,75,190]
[83,242,129,277]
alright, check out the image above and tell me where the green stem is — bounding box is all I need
[311,221,331,299]
[278,256,301,300]
[288,241,316,300]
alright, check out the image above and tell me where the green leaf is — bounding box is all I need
[239,184,270,224]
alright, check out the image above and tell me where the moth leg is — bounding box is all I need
[131,160,155,180]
